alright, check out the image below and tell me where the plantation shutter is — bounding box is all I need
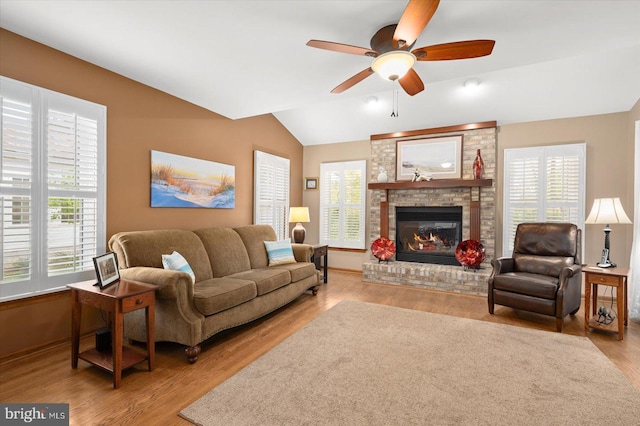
[254,151,290,240]
[1,82,36,297]
[0,76,106,301]
[47,105,100,278]
[319,160,366,249]
[503,143,585,256]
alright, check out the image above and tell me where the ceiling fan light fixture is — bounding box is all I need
[371,50,416,81]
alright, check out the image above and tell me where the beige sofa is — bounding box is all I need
[108,225,320,363]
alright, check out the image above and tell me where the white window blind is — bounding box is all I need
[1,77,106,301]
[503,143,585,256]
[319,160,366,249]
[253,150,290,240]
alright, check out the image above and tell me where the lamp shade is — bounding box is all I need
[371,50,416,81]
[585,198,632,225]
[288,207,310,223]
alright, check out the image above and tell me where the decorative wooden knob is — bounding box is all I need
[136,299,143,305]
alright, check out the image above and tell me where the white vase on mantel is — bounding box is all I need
[377,167,388,183]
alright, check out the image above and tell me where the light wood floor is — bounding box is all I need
[1,270,639,425]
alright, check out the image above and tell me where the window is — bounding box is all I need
[503,143,585,256]
[319,160,366,249]
[1,77,106,301]
[253,150,290,240]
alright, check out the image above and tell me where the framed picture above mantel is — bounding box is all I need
[396,135,463,181]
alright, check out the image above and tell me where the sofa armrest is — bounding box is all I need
[291,243,313,263]
[119,267,199,316]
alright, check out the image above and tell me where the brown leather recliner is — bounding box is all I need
[488,223,582,332]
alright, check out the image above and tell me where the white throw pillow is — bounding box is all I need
[162,251,195,283]
[264,239,297,266]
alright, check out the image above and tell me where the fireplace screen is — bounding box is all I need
[395,206,462,265]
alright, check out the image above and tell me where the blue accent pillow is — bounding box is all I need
[264,239,297,266]
[162,251,195,283]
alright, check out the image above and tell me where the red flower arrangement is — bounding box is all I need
[455,239,486,270]
[371,237,396,262]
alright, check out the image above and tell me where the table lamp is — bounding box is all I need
[584,197,632,267]
[289,207,310,243]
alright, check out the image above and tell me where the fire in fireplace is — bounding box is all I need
[395,206,463,265]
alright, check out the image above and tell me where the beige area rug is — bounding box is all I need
[180,300,640,425]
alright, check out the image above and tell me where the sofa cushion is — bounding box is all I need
[227,268,291,296]
[193,277,257,316]
[109,230,213,282]
[234,225,277,269]
[492,272,559,300]
[271,262,318,283]
[161,251,195,283]
[194,228,251,278]
[264,239,296,266]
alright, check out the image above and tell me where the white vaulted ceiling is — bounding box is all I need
[1,1,639,145]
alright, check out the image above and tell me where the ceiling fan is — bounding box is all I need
[306,0,495,96]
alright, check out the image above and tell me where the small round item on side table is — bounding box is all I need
[372,237,396,262]
[455,239,486,270]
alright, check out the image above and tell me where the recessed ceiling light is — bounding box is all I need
[365,96,379,106]
[464,78,480,88]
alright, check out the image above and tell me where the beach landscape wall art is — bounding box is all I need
[151,150,235,208]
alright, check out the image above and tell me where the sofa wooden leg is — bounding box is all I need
[185,345,201,364]
[488,302,494,315]
[311,286,319,296]
[556,318,563,332]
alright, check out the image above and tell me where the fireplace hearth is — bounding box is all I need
[395,206,462,265]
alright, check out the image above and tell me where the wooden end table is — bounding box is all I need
[68,279,157,388]
[311,244,328,284]
[582,266,629,341]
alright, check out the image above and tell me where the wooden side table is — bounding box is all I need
[68,279,157,388]
[311,244,328,284]
[582,266,629,341]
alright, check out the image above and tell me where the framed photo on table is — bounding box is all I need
[93,252,120,288]
[396,135,463,180]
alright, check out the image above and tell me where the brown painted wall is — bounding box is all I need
[0,29,303,358]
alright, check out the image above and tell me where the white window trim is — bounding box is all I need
[319,160,367,249]
[253,150,290,240]
[502,143,585,257]
[1,77,106,301]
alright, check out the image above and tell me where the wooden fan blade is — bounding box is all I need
[307,40,379,57]
[393,0,440,49]
[331,68,375,93]
[399,68,424,96]
[413,40,495,61]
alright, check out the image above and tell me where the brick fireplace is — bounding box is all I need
[362,123,497,295]
[395,206,462,265]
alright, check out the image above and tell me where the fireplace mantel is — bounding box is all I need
[368,179,493,241]
[368,178,492,190]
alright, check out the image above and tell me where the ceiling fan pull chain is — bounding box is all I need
[391,80,399,118]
